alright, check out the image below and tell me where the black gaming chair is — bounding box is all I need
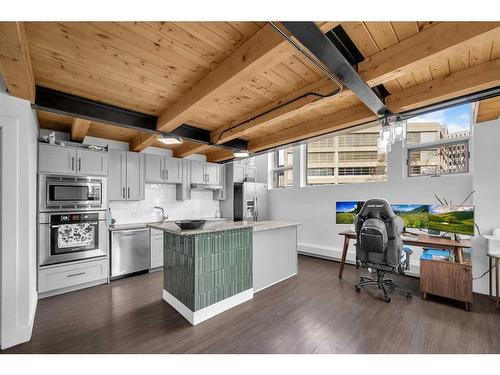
[354,198,412,303]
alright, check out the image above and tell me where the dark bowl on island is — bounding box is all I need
[174,220,207,230]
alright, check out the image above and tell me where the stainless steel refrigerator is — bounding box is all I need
[233,182,268,221]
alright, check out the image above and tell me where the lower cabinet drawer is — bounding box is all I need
[38,258,108,293]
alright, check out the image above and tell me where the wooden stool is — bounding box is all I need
[488,254,500,308]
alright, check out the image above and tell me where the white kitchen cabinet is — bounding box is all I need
[38,258,109,296]
[76,148,108,176]
[190,160,207,184]
[233,164,245,183]
[108,150,144,201]
[190,160,221,185]
[145,155,182,184]
[165,158,182,183]
[232,162,257,182]
[150,232,164,269]
[213,164,226,200]
[206,162,220,185]
[39,143,108,176]
[144,154,164,183]
[39,143,76,174]
[126,152,144,200]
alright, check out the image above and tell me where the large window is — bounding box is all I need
[306,125,387,185]
[405,103,471,177]
[272,147,293,188]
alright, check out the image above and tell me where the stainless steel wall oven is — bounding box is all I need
[38,211,108,266]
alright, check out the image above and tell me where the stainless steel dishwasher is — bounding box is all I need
[111,228,150,278]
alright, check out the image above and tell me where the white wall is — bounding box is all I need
[0,90,39,349]
[472,118,500,295]
[266,140,475,282]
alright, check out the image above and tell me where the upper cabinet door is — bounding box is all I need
[233,164,245,183]
[76,149,108,176]
[108,150,127,201]
[39,143,77,175]
[206,163,220,185]
[190,160,206,184]
[165,157,182,183]
[245,166,257,181]
[144,154,164,183]
[126,152,144,200]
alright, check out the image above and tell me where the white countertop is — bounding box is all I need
[147,220,300,236]
[108,217,229,231]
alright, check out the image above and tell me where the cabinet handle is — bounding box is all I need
[166,170,169,180]
[127,187,130,199]
[78,158,82,172]
[67,272,85,278]
[122,187,125,198]
[71,157,75,171]
[161,170,164,179]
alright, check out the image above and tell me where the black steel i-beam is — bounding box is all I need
[280,21,389,116]
[32,86,248,151]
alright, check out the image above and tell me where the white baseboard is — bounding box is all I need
[254,272,297,293]
[163,288,253,325]
[298,242,421,277]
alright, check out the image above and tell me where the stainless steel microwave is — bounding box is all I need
[39,174,107,212]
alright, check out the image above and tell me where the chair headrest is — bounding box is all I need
[358,198,395,220]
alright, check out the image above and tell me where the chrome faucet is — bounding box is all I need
[154,206,168,222]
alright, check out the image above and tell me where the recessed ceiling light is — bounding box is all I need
[158,134,183,145]
[233,150,250,158]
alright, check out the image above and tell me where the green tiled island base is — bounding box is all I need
[162,227,254,325]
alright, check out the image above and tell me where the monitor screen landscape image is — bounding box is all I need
[428,205,475,235]
[391,204,429,229]
[336,201,364,224]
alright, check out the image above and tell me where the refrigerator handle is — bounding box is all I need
[255,194,258,221]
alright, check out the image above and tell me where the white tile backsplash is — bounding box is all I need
[109,183,220,224]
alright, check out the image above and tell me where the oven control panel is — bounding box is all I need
[51,212,99,225]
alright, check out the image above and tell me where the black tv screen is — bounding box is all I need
[428,205,475,236]
[391,204,429,229]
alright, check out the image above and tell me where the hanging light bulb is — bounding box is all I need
[377,137,389,155]
[392,119,407,142]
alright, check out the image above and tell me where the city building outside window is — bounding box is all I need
[272,146,293,188]
[405,103,471,177]
[305,125,387,185]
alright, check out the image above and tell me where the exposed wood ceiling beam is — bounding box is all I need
[131,22,338,151]
[210,77,340,144]
[0,22,35,102]
[173,143,213,158]
[205,148,236,163]
[248,104,377,153]
[129,133,158,152]
[71,118,92,141]
[245,59,500,158]
[210,22,500,146]
[359,22,500,87]
[473,96,500,124]
[386,59,500,113]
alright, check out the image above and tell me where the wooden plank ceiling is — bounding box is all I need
[1,21,499,161]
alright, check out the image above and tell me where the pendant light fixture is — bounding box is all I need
[377,117,407,155]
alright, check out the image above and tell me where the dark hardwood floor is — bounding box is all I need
[3,255,500,354]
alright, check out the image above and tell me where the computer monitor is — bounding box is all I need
[428,205,475,236]
[336,201,364,224]
[391,204,429,229]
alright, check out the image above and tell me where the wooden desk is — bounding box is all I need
[337,230,471,279]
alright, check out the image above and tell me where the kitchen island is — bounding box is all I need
[148,220,300,325]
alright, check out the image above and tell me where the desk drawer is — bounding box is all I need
[39,258,108,293]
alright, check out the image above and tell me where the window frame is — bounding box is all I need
[271,148,293,189]
[405,136,471,178]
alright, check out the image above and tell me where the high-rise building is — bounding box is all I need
[306,122,449,185]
